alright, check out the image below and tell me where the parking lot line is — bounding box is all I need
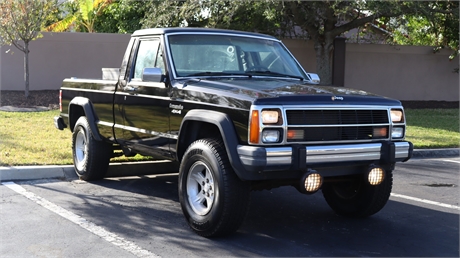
[2,182,160,258]
[391,193,460,211]
[441,159,460,164]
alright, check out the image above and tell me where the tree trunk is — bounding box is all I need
[24,42,29,98]
[314,39,334,86]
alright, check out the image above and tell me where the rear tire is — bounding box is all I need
[72,116,112,181]
[178,138,250,237]
[322,171,393,217]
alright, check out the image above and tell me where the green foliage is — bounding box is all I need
[93,0,147,33]
[46,0,113,33]
[383,1,459,61]
[0,0,57,50]
[141,0,280,35]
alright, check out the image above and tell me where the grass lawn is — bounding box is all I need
[405,109,459,149]
[0,109,458,166]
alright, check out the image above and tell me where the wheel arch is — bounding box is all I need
[177,109,247,178]
[68,97,102,141]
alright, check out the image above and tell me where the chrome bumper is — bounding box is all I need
[237,142,412,172]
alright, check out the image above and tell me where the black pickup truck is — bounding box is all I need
[54,27,412,237]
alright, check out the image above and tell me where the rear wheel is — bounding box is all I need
[72,116,112,181]
[179,138,250,237]
[322,171,393,217]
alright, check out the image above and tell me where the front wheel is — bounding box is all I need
[178,138,250,237]
[322,171,393,218]
[72,116,112,181]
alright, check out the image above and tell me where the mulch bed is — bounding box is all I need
[0,90,59,109]
[0,90,458,109]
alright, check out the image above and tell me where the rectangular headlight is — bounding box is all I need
[261,110,280,124]
[392,127,404,138]
[262,130,280,143]
[391,109,404,123]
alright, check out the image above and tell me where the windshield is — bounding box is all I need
[167,34,307,80]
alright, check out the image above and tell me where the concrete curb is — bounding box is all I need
[0,149,458,182]
[0,106,51,112]
[412,148,459,159]
[0,161,179,182]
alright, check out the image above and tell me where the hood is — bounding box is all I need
[178,78,402,106]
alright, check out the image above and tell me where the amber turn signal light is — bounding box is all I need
[249,110,260,144]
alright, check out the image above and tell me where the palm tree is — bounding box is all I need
[46,0,113,33]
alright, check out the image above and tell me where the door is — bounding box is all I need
[121,38,172,159]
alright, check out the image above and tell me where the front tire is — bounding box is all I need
[179,138,250,237]
[72,116,112,181]
[322,171,393,218]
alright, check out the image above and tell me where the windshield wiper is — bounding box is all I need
[186,71,251,78]
[245,70,304,81]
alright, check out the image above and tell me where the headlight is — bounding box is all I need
[261,110,280,124]
[391,109,404,123]
[262,130,280,143]
[392,127,404,138]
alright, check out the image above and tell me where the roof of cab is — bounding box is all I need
[132,27,278,40]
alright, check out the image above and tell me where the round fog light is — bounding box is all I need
[304,173,323,192]
[368,167,385,185]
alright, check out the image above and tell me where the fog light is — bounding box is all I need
[368,166,385,185]
[303,172,323,192]
[262,130,280,143]
[392,127,404,138]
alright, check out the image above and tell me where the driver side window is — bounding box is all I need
[133,39,162,80]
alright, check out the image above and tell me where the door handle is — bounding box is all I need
[125,86,138,94]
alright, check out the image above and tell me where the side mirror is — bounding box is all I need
[306,73,320,84]
[142,67,164,83]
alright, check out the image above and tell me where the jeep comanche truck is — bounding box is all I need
[54,27,413,237]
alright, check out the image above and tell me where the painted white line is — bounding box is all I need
[2,182,159,258]
[441,159,460,164]
[391,193,460,211]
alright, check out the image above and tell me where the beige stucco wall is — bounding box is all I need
[0,32,131,91]
[344,43,459,101]
[1,32,458,101]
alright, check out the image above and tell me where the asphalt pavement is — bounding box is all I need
[0,148,458,182]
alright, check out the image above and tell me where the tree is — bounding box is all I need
[0,0,58,98]
[46,0,113,33]
[278,1,437,85]
[142,0,281,35]
[142,0,457,85]
[93,0,148,33]
[382,1,459,62]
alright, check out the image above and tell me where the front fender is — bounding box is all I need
[177,109,247,178]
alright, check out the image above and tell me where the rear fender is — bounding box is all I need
[68,97,102,141]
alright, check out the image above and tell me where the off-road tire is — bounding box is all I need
[178,138,250,237]
[322,171,393,218]
[72,116,112,181]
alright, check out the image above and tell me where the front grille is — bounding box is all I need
[286,109,389,142]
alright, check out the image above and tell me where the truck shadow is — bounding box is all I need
[34,174,459,257]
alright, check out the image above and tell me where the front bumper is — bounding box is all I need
[237,141,413,175]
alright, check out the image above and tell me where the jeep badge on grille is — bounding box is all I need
[332,96,344,101]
